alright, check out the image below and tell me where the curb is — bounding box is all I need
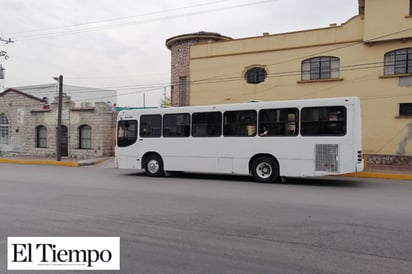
[0,158,79,167]
[78,158,109,167]
[342,172,412,181]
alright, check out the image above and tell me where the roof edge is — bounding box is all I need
[0,88,47,103]
[166,31,232,49]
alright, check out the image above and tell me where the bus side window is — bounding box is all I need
[192,112,222,137]
[140,115,162,138]
[117,120,138,147]
[258,108,299,137]
[223,110,257,137]
[163,113,191,137]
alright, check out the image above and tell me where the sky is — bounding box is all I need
[0,0,359,107]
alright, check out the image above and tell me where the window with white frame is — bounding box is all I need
[384,48,412,75]
[301,56,340,80]
[79,125,92,149]
[0,113,9,144]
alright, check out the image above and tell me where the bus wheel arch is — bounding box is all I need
[249,154,280,183]
[142,152,165,177]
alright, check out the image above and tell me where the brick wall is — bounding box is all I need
[170,40,195,106]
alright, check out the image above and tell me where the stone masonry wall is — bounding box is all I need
[0,91,45,156]
[170,40,195,106]
[367,154,412,167]
[0,90,114,159]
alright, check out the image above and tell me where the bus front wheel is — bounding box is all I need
[144,154,165,177]
[251,156,279,183]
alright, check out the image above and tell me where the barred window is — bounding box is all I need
[0,113,9,144]
[179,76,188,106]
[36,125,47,148]
[384,48,412,75]
[302,56,340,80]
[79,125,92,149]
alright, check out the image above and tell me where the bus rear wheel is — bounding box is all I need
[144,154,165,177]
[251,156,279,183]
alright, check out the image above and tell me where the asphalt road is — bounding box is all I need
[0,163,411,274]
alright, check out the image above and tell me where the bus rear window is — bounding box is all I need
[117,120,138,147]
[301,106,346,136]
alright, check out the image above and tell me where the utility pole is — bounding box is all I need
[55,75,63,161]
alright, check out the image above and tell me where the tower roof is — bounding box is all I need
[166,31,232,49]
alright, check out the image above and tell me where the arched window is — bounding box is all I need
[302,56,340,80]
[244,67,267,84]
[79,125,92,149]
[0,113,9,144]
[36,125,47,148]
[384,48,412,75]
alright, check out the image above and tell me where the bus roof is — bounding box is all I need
[117,96,360,117]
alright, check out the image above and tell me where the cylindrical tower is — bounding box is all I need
[166,31,232,106]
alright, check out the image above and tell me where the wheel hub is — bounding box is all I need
[147,160,159,174]
[257,162,272,179]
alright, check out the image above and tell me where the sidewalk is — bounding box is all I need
[0,156,411,180]
[343,166,412,180]
[0,156,110,167]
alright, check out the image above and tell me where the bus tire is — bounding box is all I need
[251,156,279,183]
[144,154,165,177]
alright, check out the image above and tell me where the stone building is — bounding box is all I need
[0,88,114,159]
[166,0,412,168]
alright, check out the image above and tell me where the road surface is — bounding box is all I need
[0,163,411,273]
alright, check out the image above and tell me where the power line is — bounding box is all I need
[10,0,277,41]
[5,60,411,109]
[181,25,412,85]
[4,59,391,102]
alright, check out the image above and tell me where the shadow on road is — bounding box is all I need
[122,171,365,188]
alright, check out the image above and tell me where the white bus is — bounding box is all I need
[115,97,363,183]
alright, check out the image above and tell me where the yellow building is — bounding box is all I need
[167,0,412,167]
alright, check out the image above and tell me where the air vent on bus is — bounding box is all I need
[315,144,339,173]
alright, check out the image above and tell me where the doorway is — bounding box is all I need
[61,125,68,157]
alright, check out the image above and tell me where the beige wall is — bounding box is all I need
[364,0,412,42]
[187,7,412,155]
